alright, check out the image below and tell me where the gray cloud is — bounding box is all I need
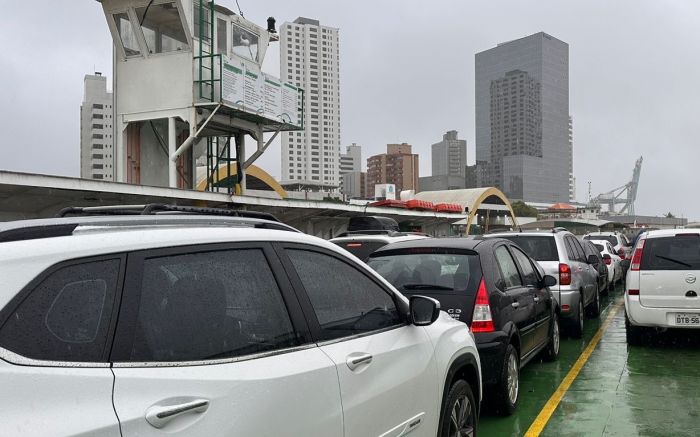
[1,0,697,220]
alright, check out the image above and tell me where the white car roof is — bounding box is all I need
[642,228,700,239]
[0,225,390,310]
[330,234,427,244]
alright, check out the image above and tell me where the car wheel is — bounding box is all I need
[587,285,601,318]
[569,295,584,339]
[543,312,560,361]
[625,313,646,346]
[439,379,477,437]
[494,344,519,416]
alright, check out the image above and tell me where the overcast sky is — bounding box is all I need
[0,0,698,220]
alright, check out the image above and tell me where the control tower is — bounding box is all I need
[97,0,303,193]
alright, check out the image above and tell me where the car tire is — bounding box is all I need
[569,294,584,339]
[439,379,477,437]
[587,285,601,318]
[625,313,646,346]
[494,344,519,416]
[543,312,560,362]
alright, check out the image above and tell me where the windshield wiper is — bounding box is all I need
[401,283,454,291]
[655,254,692,268]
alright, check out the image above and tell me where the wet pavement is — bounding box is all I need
[479,284,700,436]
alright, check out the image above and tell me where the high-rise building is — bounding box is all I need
[475,32,571,203]
[339,143,361,196]
[432,130,467,178]
[342,171,366,199]
[280,17,341,190]
[80,73,114,181]
[568,116,575,201]
[340,143,361,174]
[366,143,419,195]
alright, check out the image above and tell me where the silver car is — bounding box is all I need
[486,229,601,337]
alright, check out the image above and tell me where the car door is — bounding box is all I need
[510,245,551,349]
[565,236,595,305]
[109,243,343,437]
[583,242,606,291]
[0,256,123,436]
[279,244,439,437]
[493,245,537,357]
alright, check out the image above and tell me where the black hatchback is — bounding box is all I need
[368,237,560,415]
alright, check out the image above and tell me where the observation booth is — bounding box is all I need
[97,0,303,193]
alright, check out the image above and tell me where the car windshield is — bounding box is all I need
[641,235,700,270]
[367,251,482,295]
[498,236,558,261]
[584,235,617,245]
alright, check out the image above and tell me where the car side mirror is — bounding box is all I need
[587,254,599,265]
[620,259,631,269]
[542,275,557,288]
[409,295,441,326]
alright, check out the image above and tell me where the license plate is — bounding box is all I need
[675,313,700,326]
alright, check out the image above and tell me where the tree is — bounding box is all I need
[511,201,539,218]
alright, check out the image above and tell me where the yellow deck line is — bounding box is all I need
[524,299,623,437]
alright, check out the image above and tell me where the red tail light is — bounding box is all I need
[471,278,495,333]
[630,239,645,271]
[628,289,640,296]
[604,257,612,265]
[559,263,571,286]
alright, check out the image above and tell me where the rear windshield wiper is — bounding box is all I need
[401,283,454,291]
[655,254,692,268]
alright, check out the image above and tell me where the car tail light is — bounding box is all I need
[628,289,640,296]
[630,239,645,271]
[617,248,626,260]
[604,257,612,265]
[346,243,362,248]
[559,263,571,286]
[471,278,495,333]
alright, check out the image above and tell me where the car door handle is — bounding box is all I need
[511,302,520,308]
[346,353,373,370]
[145,399,210,429]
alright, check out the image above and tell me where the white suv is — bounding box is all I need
[624,229,700,345]
[0,206,481,437]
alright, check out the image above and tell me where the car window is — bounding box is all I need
[510,247,539,287]
[498,235,558,261]
[641,235,700,270]
[584,235,617,245]
[593,243,605,252]
[288,249,402,341]
[563,237,577,261]
[573,238,588,261]
[0,259,120,362]
[494,245,523,289]
[128,249,300,362]
[368,251,482,294]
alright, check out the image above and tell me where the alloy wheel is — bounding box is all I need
[507,352,519,405]
[552,316,560,355]
[449,395,475,437]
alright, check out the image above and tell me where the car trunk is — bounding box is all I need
[639,235,700,309]
[367,248,482,325]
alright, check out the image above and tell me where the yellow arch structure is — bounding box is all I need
[196,164,287,199]
[464,187,518,233]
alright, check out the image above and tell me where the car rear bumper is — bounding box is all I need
[474,331,509,386]
[557,287,580,319]
[625,295,700,329]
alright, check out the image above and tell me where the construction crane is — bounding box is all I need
[590,156,643,215]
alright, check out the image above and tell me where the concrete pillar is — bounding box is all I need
[168,117,177,188]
